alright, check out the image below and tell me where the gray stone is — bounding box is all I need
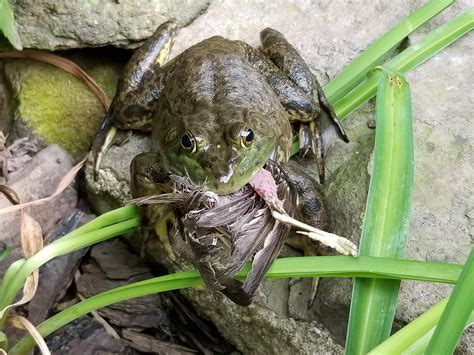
[12,0,211,50]
[84,0,473,353]
[76,239,169,329]
[0,144,78,276]
[0,53,124,160]
[46,317,136,354]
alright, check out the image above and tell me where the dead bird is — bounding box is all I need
[132,160,297,306]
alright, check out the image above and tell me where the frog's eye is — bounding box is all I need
[181,132,197,153]
[240,128,254,149]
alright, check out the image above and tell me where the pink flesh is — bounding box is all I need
[250,168,283,211]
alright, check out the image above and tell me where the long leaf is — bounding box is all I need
[0,217,141,315]
[426,249,474,353]
[0,0,22,50]
[345,69,414,354]
[323,0,453,104]
[10,255,462,354]
[370,296,474,354]
[333,9,474,119]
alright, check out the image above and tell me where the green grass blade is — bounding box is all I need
[48,204,139,245]
[10,255,462,354]
[333,9,474,119]
[369,297,448,354]
[0,246,11,263]
[370,296,474,355]
[260,256,460,284]
[323,0,453,104]
[345,70,414,354]
[0,217,141,313]
[426,249,474,353]
[0,0,22,50]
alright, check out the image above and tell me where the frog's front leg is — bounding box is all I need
[258,28,349,183]
[92,20,178,176]
[131,153,176,260]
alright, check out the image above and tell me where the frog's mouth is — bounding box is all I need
[218,165,234,185]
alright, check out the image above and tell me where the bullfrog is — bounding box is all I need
[93,20,349,305]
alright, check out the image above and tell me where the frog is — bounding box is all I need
[93,20,349,305]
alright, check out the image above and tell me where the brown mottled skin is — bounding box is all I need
[95,20,347,304]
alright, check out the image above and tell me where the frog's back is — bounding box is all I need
[162,36,281,114]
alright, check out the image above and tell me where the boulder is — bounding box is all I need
[0,52,124,159]
[82,0,473,352]
[11,0,211,51]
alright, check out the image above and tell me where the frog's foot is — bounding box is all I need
[152,208,177,261]
[91,118,117,180]
[312,76,349,143]
[298,121,326,183]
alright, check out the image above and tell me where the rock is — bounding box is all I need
[0,144,77,277]
[46,317,136,354]
[12,0,211,51]
[86,134,151,211]
[399,31,473,351]
[76,239,238,353]
[182,286,344,354]
[0,52,124,159]
[121,329,196,355]
[84,0,473,353]
[26,210,94,326]
[76,239,169,329]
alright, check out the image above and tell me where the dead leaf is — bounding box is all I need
[0,156,86,216]
[20,211,43,258]
[0,50,110,110]
[7,315,51,355]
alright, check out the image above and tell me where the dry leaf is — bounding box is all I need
[0,271,39,320]
[0,50,110,110]
[7,315,51,355]
[0,157,86,216]
[20,211,43,258]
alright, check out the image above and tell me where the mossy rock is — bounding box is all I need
[1,50,126,159]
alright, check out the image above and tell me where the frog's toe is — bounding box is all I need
[298,121,325,183]
[153,210,177,261]
[90,124,118,180]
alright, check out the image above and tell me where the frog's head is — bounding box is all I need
[154,102,291,194]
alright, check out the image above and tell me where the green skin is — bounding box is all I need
[100,21,347,196]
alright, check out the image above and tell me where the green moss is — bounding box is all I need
[8,56,123,159]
